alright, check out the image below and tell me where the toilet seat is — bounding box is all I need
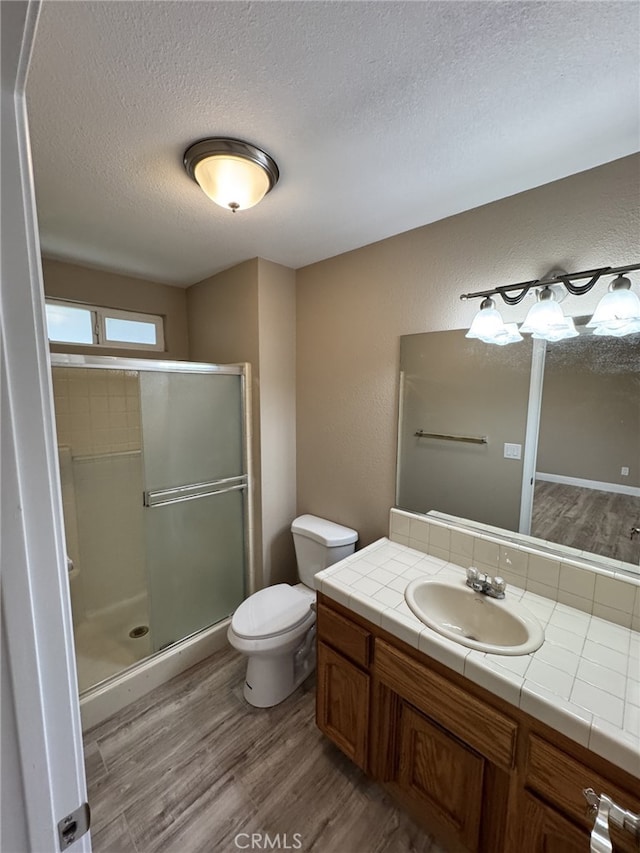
[231,584,314,640]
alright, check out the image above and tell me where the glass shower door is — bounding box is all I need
[140,370,246,652]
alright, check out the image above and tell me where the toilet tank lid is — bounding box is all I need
[291,514,358,546]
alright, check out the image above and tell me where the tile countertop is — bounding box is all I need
[314,537,640,779]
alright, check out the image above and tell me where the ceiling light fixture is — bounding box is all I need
[460,263,640,345]
[183,138,279,213]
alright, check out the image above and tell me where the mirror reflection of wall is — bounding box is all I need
[396,329,640,572]
[533,335,640,564]
[397,331,533,531]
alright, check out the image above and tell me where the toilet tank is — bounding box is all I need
[291,514,358,587]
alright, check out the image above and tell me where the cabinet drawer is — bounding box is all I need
[317,602,371,669]
[375,638,517,770]
[526,734,640,853]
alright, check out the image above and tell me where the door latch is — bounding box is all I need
[57,802,90,849]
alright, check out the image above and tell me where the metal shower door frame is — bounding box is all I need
[49,352,256,606]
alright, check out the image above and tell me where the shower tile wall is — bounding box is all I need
[53,368,141,455]
[53,369,149,690]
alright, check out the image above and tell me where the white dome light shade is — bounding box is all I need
[194,155,271,211]
[184,138,279,212]
[520,288,569,334]
[586,276,640,333]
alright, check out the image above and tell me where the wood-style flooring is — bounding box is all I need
[531,481,640,565]
[84,645,444,853]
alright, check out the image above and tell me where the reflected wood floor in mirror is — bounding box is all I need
[84,645,444,853]
[531,481,640,565]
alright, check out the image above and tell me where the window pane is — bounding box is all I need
[46,303,94,344]
[104,317,157,345]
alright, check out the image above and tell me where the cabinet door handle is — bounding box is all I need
[590,793,612,853]
[583,788,640,850]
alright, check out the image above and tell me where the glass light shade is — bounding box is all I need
[465,300,503,339]
[520,294,568,334]
[466,300,522,345]
[486,322,523,346]
[194,155,271,211]
[593,318,640,337]
[531,316,579,342]
[586,284,640,331]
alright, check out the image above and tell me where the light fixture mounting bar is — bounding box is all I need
[459,263,640,304]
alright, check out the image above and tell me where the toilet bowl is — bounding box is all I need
[228,514,358,707]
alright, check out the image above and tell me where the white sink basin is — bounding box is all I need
[404,578,544,655]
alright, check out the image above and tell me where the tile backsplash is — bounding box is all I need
[389,509,640,632]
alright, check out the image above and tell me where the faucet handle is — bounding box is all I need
[466,566,479,582]
[490,576,506,596]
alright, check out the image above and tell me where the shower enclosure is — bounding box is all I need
[51,355,250,696]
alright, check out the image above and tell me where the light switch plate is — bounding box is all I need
[504,443,522,460]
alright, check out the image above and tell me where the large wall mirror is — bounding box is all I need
[396,327,640,575]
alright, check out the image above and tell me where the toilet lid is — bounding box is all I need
[231,584,314,639]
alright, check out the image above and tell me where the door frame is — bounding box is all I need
[518,338,547,535]
[1,2,90,849]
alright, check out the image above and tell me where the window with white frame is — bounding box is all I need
[45,300,165,351]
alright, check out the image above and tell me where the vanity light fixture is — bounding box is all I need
[586,274,640,337]
[183,138,279,212]
[460,263,640,345]
[519,286,578,342]
[465,298,523,345]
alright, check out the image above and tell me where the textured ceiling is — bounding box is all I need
[27,1,640,287]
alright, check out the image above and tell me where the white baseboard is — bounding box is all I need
[536,472,640,498]
[79,618,231,730]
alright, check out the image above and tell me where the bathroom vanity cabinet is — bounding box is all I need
[316,594,640,853]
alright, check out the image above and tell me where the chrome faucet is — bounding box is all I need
[466,567,506,599]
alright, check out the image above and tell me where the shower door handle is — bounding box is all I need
[143,475,248,508]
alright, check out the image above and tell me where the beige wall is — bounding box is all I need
[256,259,297,585]
[187,260,262,583]
[186,259,260,367]
[42,258,189,360]
[186,259,297,588]
[537,338,640,487]
[296,154,640,547]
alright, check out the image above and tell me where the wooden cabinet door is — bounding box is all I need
[396,702,485,852]
[521,792,590,853]
[316,640,369,771]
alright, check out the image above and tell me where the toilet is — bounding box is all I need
[228,514,358,707]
